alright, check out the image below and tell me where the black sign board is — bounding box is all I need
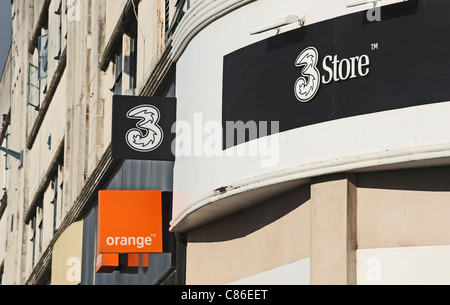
[112,95,177,161]
[222,0,450,149]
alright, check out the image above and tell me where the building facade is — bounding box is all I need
[1,0,450,285]
[0,0,188,285]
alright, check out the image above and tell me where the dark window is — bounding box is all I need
[114,47,123,95]
[28,64,40,109]
[129,33,137,90]
[54,1,63,60]
[38,34,48,80]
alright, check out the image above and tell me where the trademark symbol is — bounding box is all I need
[371,43,379,51]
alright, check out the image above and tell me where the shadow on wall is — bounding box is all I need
[188,184,310,243]
[357,166,450,192]
[187,164,450,244]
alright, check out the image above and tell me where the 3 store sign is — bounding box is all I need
[294,46,371,103]
[223,0,450,148]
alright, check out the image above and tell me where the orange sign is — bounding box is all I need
[97,190,163,254]
[96,253,119,273]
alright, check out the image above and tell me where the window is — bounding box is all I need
[113,47,123,95]
[38,34,48,80]
[29,196,44,269]
[58,164,64,226]
[165,0,170,34]
[0,193,6,221]
[0,262,3,285]
[110,14,138,95]
[28,63,40,109]
[4,133,9,171]
[51,175,58,234]
[123,19,138,95]
[112,34,137,95]
[129,33,137,91]
[31,216,36,268]
[55,1,63,60]
[38,215,43,254]
[166,0,191,40]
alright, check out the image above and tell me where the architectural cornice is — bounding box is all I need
[170,0,255,61]
[170,143,450,232]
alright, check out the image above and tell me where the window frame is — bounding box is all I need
[38,34,49,81]
[28,63,40,109]
[113,48,123,95]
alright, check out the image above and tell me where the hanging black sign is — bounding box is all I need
[111,95,177,161]
[222,0,450,149]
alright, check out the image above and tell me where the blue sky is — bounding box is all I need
[0,0,11,77]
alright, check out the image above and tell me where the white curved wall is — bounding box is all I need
[171,0,450,231]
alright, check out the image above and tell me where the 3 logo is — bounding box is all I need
[126,105,164,152]
[294,46,371,103]
[294,47,321,103]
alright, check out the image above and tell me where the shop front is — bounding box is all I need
[170,0,450,284]
[77,92,183,285]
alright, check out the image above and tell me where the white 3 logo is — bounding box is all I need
[126,105,164,152]
[294,47,320,103]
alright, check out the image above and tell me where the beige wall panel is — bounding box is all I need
[186,185,310,285]
[310,175,357,285]
[51,220,84,285]
[357,167,450,249]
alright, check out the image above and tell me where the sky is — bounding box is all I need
[0,0,11,78]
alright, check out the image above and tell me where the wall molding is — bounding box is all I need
[170,143,450,232]
[170,0,255,61]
